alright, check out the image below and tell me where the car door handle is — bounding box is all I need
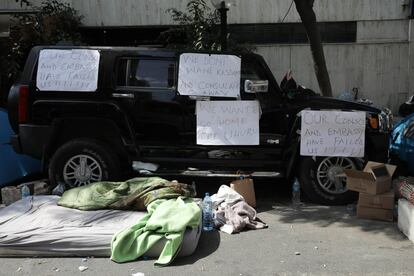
[112,93,134,99]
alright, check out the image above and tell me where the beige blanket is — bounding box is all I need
[212,185,267,234]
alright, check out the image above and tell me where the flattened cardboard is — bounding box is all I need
[358,191,395,209]
[357,205,394,222]
[344,162,397,195]
[230,178,256,208]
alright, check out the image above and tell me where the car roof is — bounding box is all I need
[30,45,261,59]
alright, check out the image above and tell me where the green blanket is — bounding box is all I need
[111,197,201,266]
[58,177,196,211]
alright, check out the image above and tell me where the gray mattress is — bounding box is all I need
[0,196,200,257]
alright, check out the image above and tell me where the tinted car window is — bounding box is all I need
[117,59,175,88]
[241,60,268,81]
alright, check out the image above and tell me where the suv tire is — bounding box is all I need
[299,156,360,205]
[48,138,121,188]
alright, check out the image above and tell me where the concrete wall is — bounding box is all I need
[257,42,409,113]
[1,0,410,26]
[357,20,409,43]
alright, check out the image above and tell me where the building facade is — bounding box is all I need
[1,0,413,113]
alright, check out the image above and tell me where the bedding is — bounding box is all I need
[0,196,200,257]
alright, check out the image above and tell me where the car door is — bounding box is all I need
[239,56,288,163]
[115,56,189,145]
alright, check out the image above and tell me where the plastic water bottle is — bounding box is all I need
[202,192,214,231]
[292,178,301,207]
[21,184,30,199]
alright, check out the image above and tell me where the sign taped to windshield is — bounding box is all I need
[300,110,366,157]
[178,53,241,98]
[36,49,100,92]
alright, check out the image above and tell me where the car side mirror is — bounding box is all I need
[244,80,269,93]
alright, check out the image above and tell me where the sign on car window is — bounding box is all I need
[178,53,241,98]
[300,110,366,157]
[196,101,260,145]
[36,49,100,92]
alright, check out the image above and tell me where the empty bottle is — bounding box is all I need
[202,192,214,231]
[346,203,356,216]
[191,181,197,196]
[21,184,30,199]
[292,178,301,207]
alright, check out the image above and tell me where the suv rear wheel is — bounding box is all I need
[299,156,362,205]
[48,138,121,188]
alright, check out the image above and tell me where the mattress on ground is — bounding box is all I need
[0,196,201,257]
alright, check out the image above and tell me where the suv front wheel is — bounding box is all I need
[299,156,362,205]
[48,138,121,188]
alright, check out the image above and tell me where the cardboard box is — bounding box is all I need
[230,178,256,208]
[357,205,394,222]
[358,191,395,209]
[1,180,50,206]
[344,161,397,195]
[1,186,21,206]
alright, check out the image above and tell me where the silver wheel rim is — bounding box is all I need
[316,157,356,195]
[63,154,102,187]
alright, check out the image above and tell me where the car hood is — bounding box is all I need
[307,96,382,114]
[389,113,414,171]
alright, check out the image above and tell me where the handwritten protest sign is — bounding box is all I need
[178,53,241,98]
[196,101,260,145]
[36,49,100,92]
[300,110,366,157]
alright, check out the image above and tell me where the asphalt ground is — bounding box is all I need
[0,179,413,276]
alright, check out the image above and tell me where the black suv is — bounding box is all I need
[8,46,392,205]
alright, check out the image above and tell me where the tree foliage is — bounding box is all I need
[15,0,30,7]
[159,0,253,52]
[159,0,221,50]
[1,0,83,85]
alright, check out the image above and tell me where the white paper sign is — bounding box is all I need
[300,110,366,157]
[36,49,100,92]
[196,101,260,145]
[178,53,241,97]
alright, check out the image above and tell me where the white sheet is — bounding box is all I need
[0,196,201,257]
[0,196,145,256]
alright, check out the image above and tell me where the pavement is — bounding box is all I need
[0,181,413,275]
